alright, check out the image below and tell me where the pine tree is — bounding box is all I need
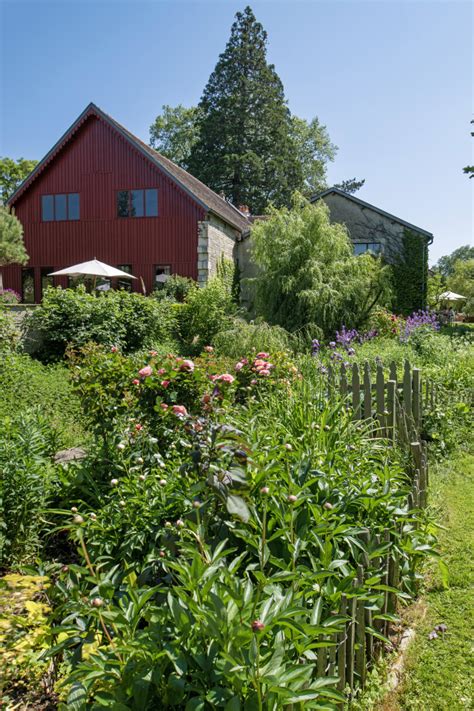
[188,6,302,214]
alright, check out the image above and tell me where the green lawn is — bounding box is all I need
[391,447,474,710]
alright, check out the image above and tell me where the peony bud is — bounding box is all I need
[111,478,119,486]
[176,519,185,528]
[260,486,270,495]
[73,514,84,524]
[117,443,126,451]
[323,502,333,510]
[287,494,298,503]
[159,478,167,486]
[193,500,202,508]
[284,443,292,451]
[71,506,78,513]
[119,500,126,507]
[89,513,97,521]
[91,597,104,608]
[251,619,265,632]
[139,474,146,481]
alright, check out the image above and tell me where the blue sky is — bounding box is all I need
[1,0,472,263]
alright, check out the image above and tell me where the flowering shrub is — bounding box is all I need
[366,306,403,339]
[402,309,440,341]
[0,288,20,304]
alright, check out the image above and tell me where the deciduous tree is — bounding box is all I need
[0,157,38,203]
[0,207,28,291]
[248,195,392,336]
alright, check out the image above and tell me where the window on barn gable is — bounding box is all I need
[354,242,382,256]
[41,193,80,221]
[117,189,158,218]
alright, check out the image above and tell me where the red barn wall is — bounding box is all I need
[4,115,205,301]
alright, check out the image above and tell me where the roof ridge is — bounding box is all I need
[9,102,250,232]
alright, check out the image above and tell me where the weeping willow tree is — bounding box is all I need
[249,195,392,337]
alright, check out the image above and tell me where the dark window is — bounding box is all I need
[131,190,144,217]
[42,193,80,221]
[117,191,129,218]
[41,267,54,296]
[68,193,80,220]
[55,194,67,221]
[145,189,158,216]
[42,195,54,221]
[22,268,35,303]
[117,189,158,217]
[354,242,382,256]
[117,264,132,291]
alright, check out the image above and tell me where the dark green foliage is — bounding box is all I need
[153,273,195,302]
[26,286,179,361]
[333,177,366,194]
[392,229,429,315]
[187,6,302,214]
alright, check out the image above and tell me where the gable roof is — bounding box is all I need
[8,102,250,233]
[311,187,433,240]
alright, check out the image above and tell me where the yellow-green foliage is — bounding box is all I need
[0,574,51,697]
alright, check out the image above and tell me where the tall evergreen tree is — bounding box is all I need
[188,6,302,214]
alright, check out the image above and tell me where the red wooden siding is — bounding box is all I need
[4,115,206,300]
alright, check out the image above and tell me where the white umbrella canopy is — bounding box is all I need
[49,259,136,280]
[438,291,466,301]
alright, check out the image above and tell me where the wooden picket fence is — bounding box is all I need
[317,360,437,699]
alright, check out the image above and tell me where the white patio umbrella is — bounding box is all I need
[49,259,136,281]
[438,291,466,302]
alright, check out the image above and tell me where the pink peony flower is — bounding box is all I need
[111,346,118,353]
[139,365,153,378]
[235,362,244,371]
[132,378,140,385]
[204,345,214,353]
[251,379,258,385]
[256,352,269,359]
[150,350,158,356]
[217,373,235,384]
[161,380,170,388]
[160,402,169,411]
[209,374,217,382]
[172,405,188,417]
[135,423,143,431]
[259,369,271,377]
[254,359,266,368]
[158,368,166,375]
[180,359,195,372]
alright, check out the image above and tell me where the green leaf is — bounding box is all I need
[226,494,250,522]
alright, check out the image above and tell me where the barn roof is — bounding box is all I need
[8,102,250,233]
[312,187,433,240]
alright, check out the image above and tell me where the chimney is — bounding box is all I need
[238,204,250,216]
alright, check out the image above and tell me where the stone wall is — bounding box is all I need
[197,213,238,284]
[319,193,407,263]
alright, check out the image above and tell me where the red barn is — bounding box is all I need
[5,103,250,302]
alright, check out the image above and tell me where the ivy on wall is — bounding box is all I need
[392,229,428,315]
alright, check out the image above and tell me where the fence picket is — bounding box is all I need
[386,380,396,442]
[355,565,366,688]
[363,362,372,420]
[352,363,361,419]
[376,364,385,435]
[412,368,421,430]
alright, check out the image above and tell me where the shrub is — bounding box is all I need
[179,277,235,353]
[0,304,20,352]
[26,287,179,361]
[154,273,196,303]
[213,318,296,358]
[0,288,20,304]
